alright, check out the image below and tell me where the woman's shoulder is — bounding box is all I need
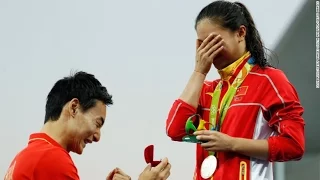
[250,66,290,84]
[203,79,219,88]
[203,79,219,86]
[200,79,219,94]
[249,66,296,95]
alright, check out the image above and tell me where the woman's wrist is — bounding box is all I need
[193,70,207,77]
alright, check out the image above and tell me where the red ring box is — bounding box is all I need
[144,145,161,167]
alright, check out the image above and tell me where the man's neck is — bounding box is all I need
[40,121,69,150]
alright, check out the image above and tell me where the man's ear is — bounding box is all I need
[68,98,80,118]
[237,25,247,43]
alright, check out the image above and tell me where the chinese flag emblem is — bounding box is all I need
[235,86,248,96]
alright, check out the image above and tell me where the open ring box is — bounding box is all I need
[144,145,161,167]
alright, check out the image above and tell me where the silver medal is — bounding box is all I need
[200,155,217,179]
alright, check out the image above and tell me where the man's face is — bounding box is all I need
[66,99,107,154]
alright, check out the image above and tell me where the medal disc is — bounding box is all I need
[200,155,217,179]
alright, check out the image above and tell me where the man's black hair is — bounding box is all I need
[44,71,113,123]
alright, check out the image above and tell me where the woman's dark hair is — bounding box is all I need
[195,1,272,68]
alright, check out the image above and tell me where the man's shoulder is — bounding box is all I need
[34,147,79,179]
[18,142,72,162]
[16,145,75,169]
[5,146,77,180]
[37,147,75,166]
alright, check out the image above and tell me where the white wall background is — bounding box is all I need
[0,0,305,179]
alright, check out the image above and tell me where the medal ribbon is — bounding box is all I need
[208,52,254,157]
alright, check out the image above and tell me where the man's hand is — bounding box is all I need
[106,168,131,180]
[194,130,234,152]
[138,157,171,180]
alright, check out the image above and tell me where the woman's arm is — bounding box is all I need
[166,71,206,140]
[166,34,224,141]
[233,70,305,161]
[230,111,304,161]
[231,138,269,160]
[179,71,206,108]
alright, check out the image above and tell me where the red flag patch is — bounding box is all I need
[235,86,248,96]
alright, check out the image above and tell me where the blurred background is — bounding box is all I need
[275,0,320,179]
[0,0,317,179]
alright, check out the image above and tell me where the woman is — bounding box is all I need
[165,1,305,180]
